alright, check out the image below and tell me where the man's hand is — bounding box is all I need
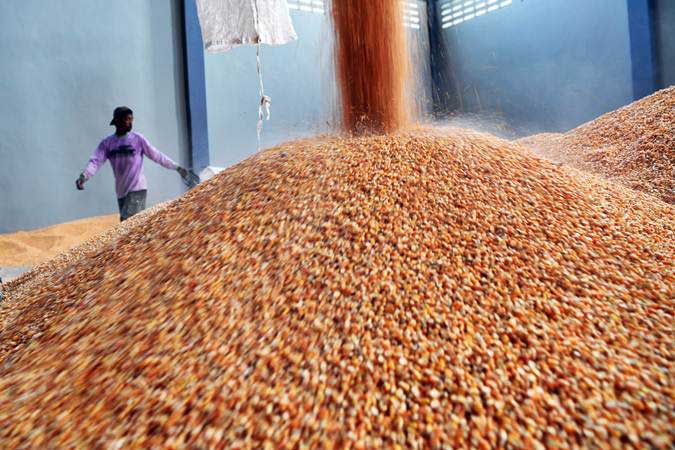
[75,173,87,190]
[177,166,200,189]
[176,166,189,179]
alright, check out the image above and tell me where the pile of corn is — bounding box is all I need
[0,203,169,337]
[518,86,674,203]
[1,130,673,448]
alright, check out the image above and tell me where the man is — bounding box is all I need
[76,106,189,221]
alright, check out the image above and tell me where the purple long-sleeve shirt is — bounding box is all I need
[83,132,177,198]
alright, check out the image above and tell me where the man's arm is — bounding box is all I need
[139,135,178,170]
[76,142,108,189]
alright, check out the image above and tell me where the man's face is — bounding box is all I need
[117,114,133,133]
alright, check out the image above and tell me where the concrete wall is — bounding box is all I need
[655,0,675,87]
[0,0,189,233]
[437,0,635,135]
[204,3,432,168]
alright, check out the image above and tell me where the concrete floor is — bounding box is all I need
[0,266,30,282]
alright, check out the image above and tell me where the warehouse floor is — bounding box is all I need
[0,267,29,282]
[0,214,118,281]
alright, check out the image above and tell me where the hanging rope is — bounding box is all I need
[257,45,272,151]
[251,0,271,151]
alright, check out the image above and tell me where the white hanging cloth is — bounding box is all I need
[195,0,297,54]
[194,0,297,150]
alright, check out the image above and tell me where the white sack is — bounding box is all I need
[199,166,225,181]
[195,0,297,53]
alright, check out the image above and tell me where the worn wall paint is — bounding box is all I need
[0,0,189,233]
[438,0,634,135]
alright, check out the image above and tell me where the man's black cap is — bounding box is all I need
[110,106,133,125]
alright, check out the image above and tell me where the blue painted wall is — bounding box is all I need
[183,0,211,171]
[438,0,635,135]
[627,0,658,100]
[0,0,189,233]
[408,3,435,122]
[203,3,432,168]
[655,0,675,87]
